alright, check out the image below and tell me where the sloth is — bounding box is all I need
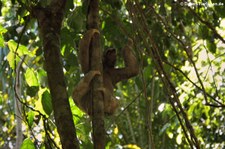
[72,29,139,116]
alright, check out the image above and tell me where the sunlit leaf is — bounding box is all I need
[0,25,7,34]
[0,36,4,47]
[25,68,39,87]
[6,50,18,69]
[20,138,35,149]
[123,144,141,149]
[27,111,35,127]
[35,98,44,114]
[0,25,7,47]
[8,40,34,57]
[7,40,34,69]
[69,98,84,124]
[105,142,112,149]
[167,132,173,139]
[176,134,182,145]
[114,126,119,135]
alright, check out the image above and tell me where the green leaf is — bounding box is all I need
[6,50,17,69]
[27,111,35,127]
[25,68,39,87]
[41,90,53,116]
[0,36,4,47]
[7,40,34,69]
[0,25,7,47]
[68,6,85,31]
[176,134,182,145]
[69,98,84,124]
[20,138,35,149]
[143,65,152,80]
[8,40,33,57]
[26,86,39,97]
[199,25,209,40]
[206,40,216,53]
[0,25,7,34]
[212,0,225,18]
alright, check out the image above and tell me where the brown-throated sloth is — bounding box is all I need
[72,29,139,116]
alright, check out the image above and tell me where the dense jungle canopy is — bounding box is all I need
[0,0,225,148]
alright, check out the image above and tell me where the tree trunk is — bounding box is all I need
[87,0,106,148]
[32,0,79,148]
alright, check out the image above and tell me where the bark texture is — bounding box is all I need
[32,1,79,148]
[87,0,106,148]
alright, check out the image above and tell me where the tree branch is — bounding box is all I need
[187,6,225,44]
[127,1,200,148]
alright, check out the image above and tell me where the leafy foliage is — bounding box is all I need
[0,0,225,148]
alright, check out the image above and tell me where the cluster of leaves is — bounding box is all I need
[0,0,225,148]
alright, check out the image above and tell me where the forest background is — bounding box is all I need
[0,0,225,148]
